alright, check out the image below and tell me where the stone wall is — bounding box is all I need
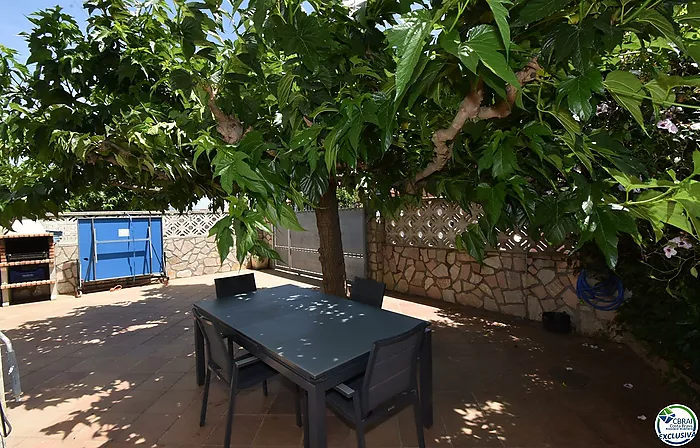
[55,244,79,295]
[165,235,239,278]
[367,201,615,336]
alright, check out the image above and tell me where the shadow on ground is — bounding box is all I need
[0,272,691,448]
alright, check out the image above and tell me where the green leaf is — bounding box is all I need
[291,125,323,150]
[441,29,478,77]
[592,11,623,52]
[324,127,342,174]
[604,71,647,134]
[688,43,700,65]
[681,0,700,25]
[237,131,273,165]
[492,144,518,179]
[547,107,580,137]
[442,26,518,89]
[456,224,487,264]
[636,9,684,51]
[193,134,217,169]
[210,215,234,264]
[645,79,673,106]
[250,239,281,262]
[558,66,603,121]
[477,182,506,224]
[460,25,520,87]
[310,103,339,119]
[213,151,244,194]
[594,209,620,269]
[406,60,446,109]
[300,171,328,203]
[439,29,462,59]
[170,69,193,93]
[589,132,645,175]
[545,215,577,246]
[212,148,267,196]
[694,151,700,175]
[272,13,328,69]
[277,72,296,108]
[307,146,319,172]
[350,65,383,81]
[656,74,700,91]
[606,169,674,190]
[234,157,262,182]
[609,209,641,244]
[486,0,511,57]
[278,203,304,231]
[386,9,433,100]
[691,266,698,278]
[515,0,573,25]
[632,193,694,237]
[549,24,594,72]
[478,131,519,178]
[673,182,700,236]
[253,0,267,31]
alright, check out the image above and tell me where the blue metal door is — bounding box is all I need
[78,217,164,282]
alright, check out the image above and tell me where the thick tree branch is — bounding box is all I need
[203,84,245,144]
[409,58,542,188]
[477,59,541,120]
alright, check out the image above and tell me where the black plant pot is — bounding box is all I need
[542,311,572,334]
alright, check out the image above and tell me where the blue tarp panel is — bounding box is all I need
[78,217,164,283]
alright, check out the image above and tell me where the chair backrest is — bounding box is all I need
[349,277,386,308]
[360,323,426,416]
[193,307,235,382]
[215,273,257,298]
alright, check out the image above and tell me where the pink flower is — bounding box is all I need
[670,237,693,250]
[657,119,679,134]
[664,245,677,258]
[679,240,693,250]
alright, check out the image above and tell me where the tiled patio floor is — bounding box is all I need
[0,270,692,448]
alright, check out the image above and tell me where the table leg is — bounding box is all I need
[303,389,310,448]
[420,328,433,428]
[194,319,205,386]
[307,386,327,448]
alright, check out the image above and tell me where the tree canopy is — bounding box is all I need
[1,0,700,296]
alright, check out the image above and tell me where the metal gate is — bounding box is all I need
[273,208,367,280]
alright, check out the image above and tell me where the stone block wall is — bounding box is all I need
[55,244,79,295]
[367,202,616,336]
[165,235,239,278]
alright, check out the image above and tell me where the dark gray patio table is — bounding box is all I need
[193,284,433,448]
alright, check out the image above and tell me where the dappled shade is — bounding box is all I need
[0,271,692,447]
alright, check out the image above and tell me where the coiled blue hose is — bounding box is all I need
[576,269,625,311]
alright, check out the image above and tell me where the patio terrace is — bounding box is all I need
[0,270,689,448]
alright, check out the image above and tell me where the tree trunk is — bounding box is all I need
[315,176,347,296]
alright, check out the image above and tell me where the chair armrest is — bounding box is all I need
[234,354,261,369]
[334,383,355,399]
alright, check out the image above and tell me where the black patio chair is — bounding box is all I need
[349,277,386,309]
[322,323,427,448]
[215,273,257,298]
[194,308,302,448]
[214,273,272,393]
